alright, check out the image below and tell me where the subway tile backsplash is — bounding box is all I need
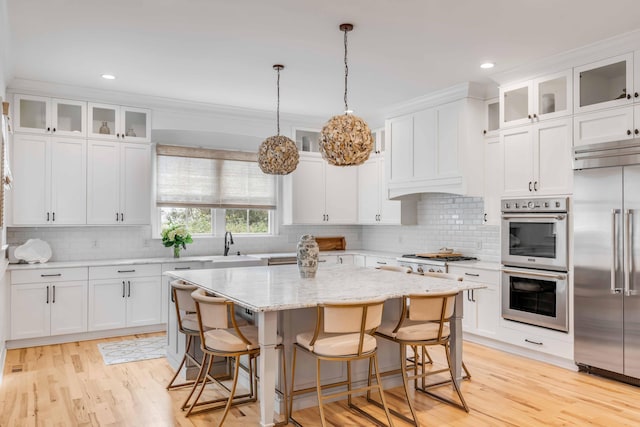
[7,194,499,262]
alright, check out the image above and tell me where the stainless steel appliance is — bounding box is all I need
[501,266,569,332]
[501,197,569,271]
[396,254,478,274]
[573,140,640,383]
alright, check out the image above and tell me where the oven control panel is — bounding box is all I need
[502,197,568,213]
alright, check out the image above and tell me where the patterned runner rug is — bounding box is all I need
[98,336,166,365]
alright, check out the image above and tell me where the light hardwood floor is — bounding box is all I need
[1,333,639,426]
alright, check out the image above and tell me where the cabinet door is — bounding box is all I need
[500,80,533,128]
[413,108,436,180]
[483,137,503,226]
[573,106,634,147]
[462,291,476,333]
[378,157,401,224]
[88,279,127,331]
[87,140,120,224]
[50,281,87,336]
[88,103,120,140]
[436,101,461,177]
[121,106,151,143]
[126,277,162,327]
[11,283,50,339]
[51,98,86,137]
[475,286,499,336]
[50,138,86,224]
[502,127,533,196]
[357,158,379,224]
[325,163,358,224]
[14,94,50,134]
[534,118,573,195]
[337,255,354,265]
[388,115,414,181]
[12,134,50,225]
[533,70,572,121]
[483,98,500,137]
[289,155,326,224]
[120,143,151,224]
[318,255,338,266]
[574,53,633,114]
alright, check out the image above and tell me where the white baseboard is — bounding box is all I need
[5,324,167,349]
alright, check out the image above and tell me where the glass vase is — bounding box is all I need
[173,246,181,258]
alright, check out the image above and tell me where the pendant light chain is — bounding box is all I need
[276,65,281,135]
[343,27,349,113]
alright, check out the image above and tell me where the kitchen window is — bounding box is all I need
[156,144,276,236]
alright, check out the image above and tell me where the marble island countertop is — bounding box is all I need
[165,263,488,312]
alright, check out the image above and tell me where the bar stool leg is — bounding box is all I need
[182,352,209,410]
[316,358,328,426]
[400,343,419,425]
[185,354,215,416]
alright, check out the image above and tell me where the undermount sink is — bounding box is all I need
[209,254,267,268]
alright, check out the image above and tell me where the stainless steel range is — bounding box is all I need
[396,254,478,274]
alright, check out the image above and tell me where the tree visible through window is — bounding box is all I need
[226,209,269,233]
[160,207,212,235]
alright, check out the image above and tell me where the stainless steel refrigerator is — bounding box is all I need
[573,140,640,383]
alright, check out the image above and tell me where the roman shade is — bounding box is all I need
[156,144,276,209]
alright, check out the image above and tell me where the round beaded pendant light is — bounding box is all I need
[319,23,373,167]
[258,64,299,175]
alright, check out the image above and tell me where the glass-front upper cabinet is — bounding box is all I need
[14,94,86,137]
[574,53,634,114]
[372,128,385,154]
[293,128,320,152]
[500,69,571,128]
[483,98,499,137]
[88,103,151,142]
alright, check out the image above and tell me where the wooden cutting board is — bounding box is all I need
[416,252,463,258]
[315,236,346,251]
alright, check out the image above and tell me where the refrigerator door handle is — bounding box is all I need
[626,209,639,296]
[612,209,623,294]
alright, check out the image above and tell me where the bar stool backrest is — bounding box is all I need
[171,280,198,313]
[408,291,457,322]
[191,289,230,330]
[322,300,385,334]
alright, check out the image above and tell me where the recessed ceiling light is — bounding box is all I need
[480,62,495,69]
[101,74,116,80]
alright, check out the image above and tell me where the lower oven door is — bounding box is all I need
[502,267,569,332]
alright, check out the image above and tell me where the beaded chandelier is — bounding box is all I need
[319,23,373,167]
[258,65,299,175]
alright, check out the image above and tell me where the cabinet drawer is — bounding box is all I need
[501,324,573,359]
[161,261,204,273]
[89,264,161,280]
[11,267,88,284]
[448,266,499,285]
[365,256,397,268]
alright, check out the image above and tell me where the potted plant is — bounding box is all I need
[161,223,193,258]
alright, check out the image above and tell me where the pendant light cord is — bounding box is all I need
[343,28,349,114]
[276,66,281,135]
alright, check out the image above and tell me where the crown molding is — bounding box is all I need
[7,77,326,128]
[383,81,486,119]
[490,29,640,86]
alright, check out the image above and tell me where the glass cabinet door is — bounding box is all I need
[484,98,499,136]
[533,70,572,120]
[52,98,86,136]
[574,53,633,113]
[121,106,151,142]
[88,103,120,140]
[14,94,50,134]
[294,128,320,152]
[500,81,532,128]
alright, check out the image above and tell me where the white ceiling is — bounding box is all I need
[6,0,640,120]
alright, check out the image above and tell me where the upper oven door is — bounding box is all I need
[501,212,569,271]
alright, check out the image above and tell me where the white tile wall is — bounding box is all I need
[6,194,499,262]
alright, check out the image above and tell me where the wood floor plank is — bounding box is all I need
[2,333,640,426]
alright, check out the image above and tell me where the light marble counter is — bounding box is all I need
[165,263,487,312]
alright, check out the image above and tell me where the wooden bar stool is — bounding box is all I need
[289,299,394,427]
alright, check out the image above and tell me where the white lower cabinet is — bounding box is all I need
[88,264,162,331]
[448,266,500,338]
[365,255,398,269]
[10,268,88,340]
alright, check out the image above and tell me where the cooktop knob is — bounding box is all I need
[544,202,549,208]
[417,266,424,274]
[428,268,435,272]
[528,201,534,208]
[514,202,519,208]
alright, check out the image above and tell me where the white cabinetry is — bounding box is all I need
[10,268,88,340]
[11,134,86,225]
[88,103,151,142]
[574,53,634,114]
[502,118,572,196]
[500,70,572,128]
[573,105,639,147]
[483,137,503,225]
[88,264,162,331]
[87,141,151,224]
[387,95,484,198]
[14,94,86,137]
[358,155,411,224]
[448,266,500,338]
[283,153,358,225]
[365,255,398,269]
[483,98,500,137]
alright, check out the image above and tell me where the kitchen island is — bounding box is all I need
[166,263,487,427]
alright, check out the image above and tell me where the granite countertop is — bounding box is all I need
[166,263,488,312]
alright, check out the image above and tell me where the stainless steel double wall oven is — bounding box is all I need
[501,197,570,332]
